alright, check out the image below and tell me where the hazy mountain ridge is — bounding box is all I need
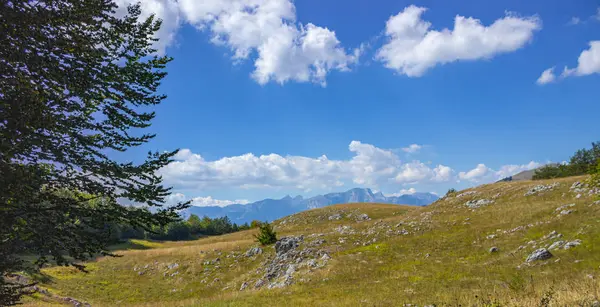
[184,188,438,223]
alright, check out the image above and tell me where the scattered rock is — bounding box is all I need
[486,234,497,240]
[240,282,249,291]
[275,236,303,257]
[556,203,576,211]
[328,213,342,221]
[564,240,582,250]
[524,183,560,196]
[456,191,478,198]
[245,247,263,257]
[465,199,494,209]
[321,253,332,261]
[167,263,179,270]
[548,241,565,250]
[489,247,499,253]
[308,239,326,247]
[559,210,574,215]
[526,248,553,262]
[335,225,355,235]
[356,214,371,221]
[254,279,265,289]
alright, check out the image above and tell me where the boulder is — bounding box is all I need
[526,248,553,262]
[245,247,263,257]
[563,240,582,250]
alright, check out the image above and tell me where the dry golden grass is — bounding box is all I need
[21,175,600,306]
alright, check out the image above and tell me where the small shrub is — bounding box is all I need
[250,220,263,229]
[254,222,277,245]
[446,188,457,196]
[538,287,555,307]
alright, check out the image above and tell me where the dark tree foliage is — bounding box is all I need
[0,1,189,304]
[254,222,278,246]
[533,142,600,180]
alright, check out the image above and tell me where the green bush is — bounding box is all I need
[446,188,457,196]
[254,222,277,246]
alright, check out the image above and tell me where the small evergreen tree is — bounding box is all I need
[254,222,277,246]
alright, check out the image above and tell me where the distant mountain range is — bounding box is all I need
[182,188,439,224]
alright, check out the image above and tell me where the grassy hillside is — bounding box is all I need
[21,176,600,306]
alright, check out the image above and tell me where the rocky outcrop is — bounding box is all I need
[254,235,330,289]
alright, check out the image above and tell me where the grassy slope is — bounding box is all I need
[23,176,600,306]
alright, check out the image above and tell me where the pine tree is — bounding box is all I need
[254,222,278,246]
[0,1,188,304]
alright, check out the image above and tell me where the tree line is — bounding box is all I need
[108,214,263,242]
[533,142,600,180]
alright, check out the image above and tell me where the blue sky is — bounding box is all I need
[115,0,600,206]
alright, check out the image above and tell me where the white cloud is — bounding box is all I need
[536,67,556,85]
[386,187,417,197]
[402,144,422,154]
[495,161,541,179]
[458,163,492,182]
[540,41,600,84]
[375,5,541,77]
[113,0,181,54]
[459,161,541,183]
[561,41,600,78]
[165,193,249,207]
[178,0,359,86]
[159,141,455,192]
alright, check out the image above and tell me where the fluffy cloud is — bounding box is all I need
[402,144,422,154]
[159,141,454,191]
[165,193,249,207]
[112,0,359,85]
[458,163,491,182]
[178,0,359,86]
[386,188,417,197]
[539,41,600,84]
[459,161,540,183]
[561,41,600,78]
[376,5,541,77]
[536,67,556,85]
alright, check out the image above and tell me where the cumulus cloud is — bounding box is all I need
[386,188,417,197]
[375,5,541,77]
[459,161,541,183]
[177,0,359,86]
[536,67,556,85]
[159,141,455,192]
[402,144,422,154]
[458,164,492,182]
[539,41,600,84]
[165,193,249,207]
[561,41,600,78]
